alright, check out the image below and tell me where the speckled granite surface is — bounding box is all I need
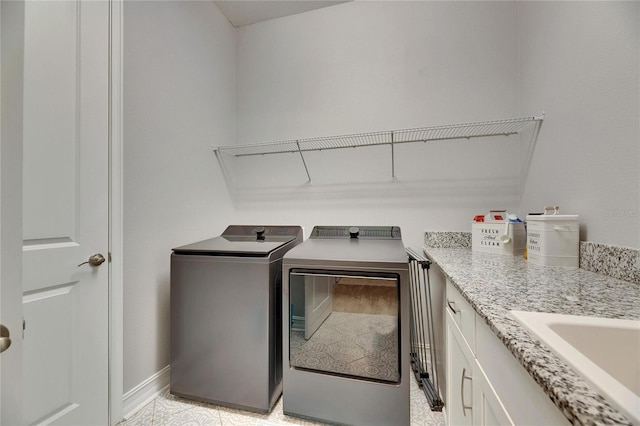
[580,242,640,285]
[423,247,640,426]
[424,231,471,248]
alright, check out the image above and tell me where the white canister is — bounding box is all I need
[526,210,579,267]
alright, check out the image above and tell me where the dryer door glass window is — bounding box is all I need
[288,270,400,384]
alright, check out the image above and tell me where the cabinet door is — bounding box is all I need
[474,315,570,425]
[474,364,514,426]
[446,311,474,426]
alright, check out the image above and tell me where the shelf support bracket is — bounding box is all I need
[519,112,545,204]
[213,148,234,190]
[391,132,396,180]
[296,141,312,183]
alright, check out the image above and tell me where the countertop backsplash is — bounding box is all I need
[423,231,471,249]
[424,231,640,285]
[580,241,640,285]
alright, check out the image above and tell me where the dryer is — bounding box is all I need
[282,226,410,425]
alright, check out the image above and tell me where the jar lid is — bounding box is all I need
[525,214,579,221]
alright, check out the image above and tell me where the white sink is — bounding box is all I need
[511,310,640,424]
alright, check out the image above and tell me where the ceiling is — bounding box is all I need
[214,1,351,27]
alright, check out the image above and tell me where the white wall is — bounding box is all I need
[233,1,522,250]
[518,1,639,248]
[123,1,235,393]
[120,0,640,403]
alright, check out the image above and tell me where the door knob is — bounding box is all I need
[0,325,11,354]
[78,253,106,267]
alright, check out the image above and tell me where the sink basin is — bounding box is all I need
[511,310,640,424]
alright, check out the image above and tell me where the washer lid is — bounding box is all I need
[172,225,302,256]
[173,235,296,256]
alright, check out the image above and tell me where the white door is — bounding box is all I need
[22,1,110,424]
[1,1,27,424]
[304,275,333,340]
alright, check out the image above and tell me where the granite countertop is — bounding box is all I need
[422,247,640,426]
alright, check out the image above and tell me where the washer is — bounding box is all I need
[170,225,303,413]
[282,226,410,426]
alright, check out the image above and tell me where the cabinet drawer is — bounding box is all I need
[445,279,475,351]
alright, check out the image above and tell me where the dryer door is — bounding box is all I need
[288,270,400,384]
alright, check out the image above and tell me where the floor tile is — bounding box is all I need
[153,406,221,426]
[122,374,445,426]
[215,404,272,426]
[153,390,208,419]
[120,400,155,426]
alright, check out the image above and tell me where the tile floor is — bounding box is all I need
[119,375,445,426]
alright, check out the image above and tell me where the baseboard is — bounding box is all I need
[122,365,170,419]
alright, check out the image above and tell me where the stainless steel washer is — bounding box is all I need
[282,226,410,426]
[170,225,303,413]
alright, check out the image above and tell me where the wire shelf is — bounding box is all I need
[213,114,544,183]
[213,115,543,157]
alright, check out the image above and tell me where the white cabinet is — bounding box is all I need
[474,364,513,426]
[445,279,511,426]
[474,314,570,426]
[445,278,475,345]
[444,279,569,426]
[446,306,475,426]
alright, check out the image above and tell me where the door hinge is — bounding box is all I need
[23,319,26,338]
